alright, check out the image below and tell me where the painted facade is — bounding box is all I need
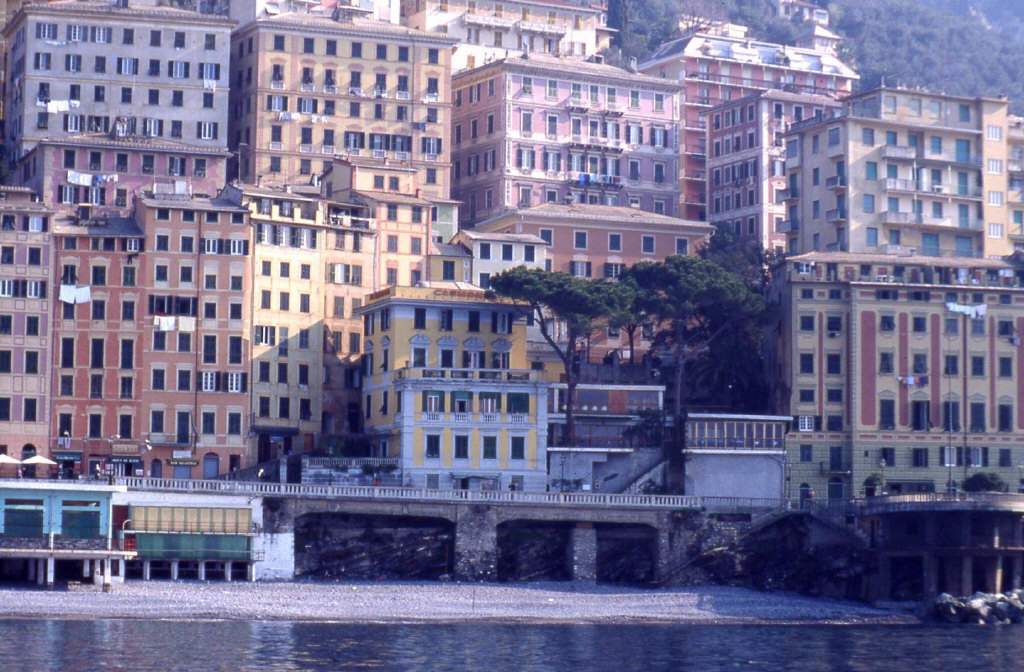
[640,29,857,221]
[360,284,549,491]
[772,251,1024,502]
[784,87,1015,260]
[451,54,682,226]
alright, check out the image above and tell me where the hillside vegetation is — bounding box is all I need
[608,0,1024,111]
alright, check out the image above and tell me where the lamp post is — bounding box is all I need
[879,457,887,496]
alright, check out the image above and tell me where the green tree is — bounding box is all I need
[605,274,648,366]
[489,267,617,447]
[630,255,766,492]
[962,472,1009,493]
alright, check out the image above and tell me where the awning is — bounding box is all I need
[52,451,82,461]
[253,425,300,437]
[449,473,501,481]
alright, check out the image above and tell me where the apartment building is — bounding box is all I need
[50,192,251,479]
[3,0,233,161]
[782,87,1013,259]
[134,193,251,479]
[448,229,546,288]
[51,210,146,478]
[401,0,613,72]
[772,251,1024,502]
[451,54,682,226]
[640,28,857,220]
[0,187,54,468]
[16,134,229,214]
[231,0,399,26]
[228,8,456,192]
[999,115,1024,250]
[359,284,549,490]
[707,90,840,254]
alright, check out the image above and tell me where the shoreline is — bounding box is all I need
[0,581,916,625]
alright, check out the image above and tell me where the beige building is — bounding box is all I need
[783,87,1013,259]
[400,0,613,73]
[772,251,1024,502]
[3,0,233,160]
[228,8,456,191]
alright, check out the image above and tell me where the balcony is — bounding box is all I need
[566,97,589,113]
[1009,160,1024,174]
[826,208,847,223]
[300,82,316,93]
[825,175,847,189]
[519,20,567,35]
[270,80,284,90]
[394,367,537,382]
[324,85,338,95]
[778,218,800,233]
[882,145,917,161]
[396,90,411,101]
[321,144,335,155]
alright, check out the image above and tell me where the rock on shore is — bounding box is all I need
[932,591,1024,624]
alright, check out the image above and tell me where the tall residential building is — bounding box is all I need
[0,187,54,466]
[3,0,233,162]
[640,29,857,220]
[51,192,252,479]
[451,54,682,226]
[228,8,456,190]
[359,284,549,491]
[706,90,840,254]
[230,0,399,26]
[400,0,613,73]
[772,251,1024,502]
[782,87,1013,259]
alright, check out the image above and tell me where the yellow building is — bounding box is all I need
[359,284,549,491]
[228,9,456,193]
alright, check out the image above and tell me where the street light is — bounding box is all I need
[879,457,887,496]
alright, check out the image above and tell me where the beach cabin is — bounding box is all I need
[0,481,136,588]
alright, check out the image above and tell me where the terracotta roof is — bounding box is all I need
[480,203,712,230]
[457,53,678,90]
[431,241,470,257]
[52,215,143,237]
[32,134,229,156]
[353,189,432,206]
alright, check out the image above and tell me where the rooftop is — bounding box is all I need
[139,192,246,213]
[361,282,522,309]
[9,0,235,28]
[641,32,858,80]
[455,229,547,244]
[52,215,143,238]
[788,251,1017,271]
[242,9,456,43]
[479,203,713,231]
[31,134,230,156]
[431,241,471,257]
[457,53,678,89]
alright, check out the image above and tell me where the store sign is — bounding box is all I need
[52,451,82,461]
[109,456,142,465]
[111,443,138,455]
[172,450,193,460]
[168,459,198,466]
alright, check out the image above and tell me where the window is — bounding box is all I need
[574,231,587,249]
[879,399,895,430]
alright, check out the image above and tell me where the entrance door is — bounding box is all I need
[827,477,845,501]
[203,453,220,479]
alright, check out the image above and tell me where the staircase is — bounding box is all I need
[623,459,667,493]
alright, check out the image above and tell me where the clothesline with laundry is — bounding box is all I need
[58,284,91,304]
[67,169,119,188]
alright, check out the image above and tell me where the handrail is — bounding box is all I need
[115,477,784,511]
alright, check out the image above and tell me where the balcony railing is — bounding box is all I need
[825,175,847,189]
[882,145,917,160]
[395,367,537,382]
[826,208,847,222]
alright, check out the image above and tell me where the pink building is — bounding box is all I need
[451,54,682,226]
[640,29,857,221]
[16,133,229,214]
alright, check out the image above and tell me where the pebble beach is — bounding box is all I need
[0,581,911,624]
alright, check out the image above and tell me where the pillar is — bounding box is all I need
[46,556,55,588]
[102,558,112,593]
[961,513,973,547]
[567,523,597,583]
[118,558,125,582]
[224,561,233,582]
[92,562,102,586]
[36,559,45,586]
[453,508,498,581]
[1012,556,1023,591]
[991,556,1005,594]
[27,558,36,582]
[875,555,892,602]
[170,560,179,581]
[922,553,939,599]
[142,560,151,581]
[246,562,257,582]
[961,556,974,596]
[82,560,91,578]
[198,560,206,581]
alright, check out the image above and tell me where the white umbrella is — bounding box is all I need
[0,454,20,465]
[22,455,57,466]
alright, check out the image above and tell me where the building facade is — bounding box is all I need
[0,187,53,466]
[782,87,1013,259]
[16,134,229,214]
[400,0,612,73]
[360,284,549,490]
[640,28,857,221]
[228,9,455,190]
[451,54,682,226]
[3,0,232,162]
[706,90,840,254]
[773,251,1024,502]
